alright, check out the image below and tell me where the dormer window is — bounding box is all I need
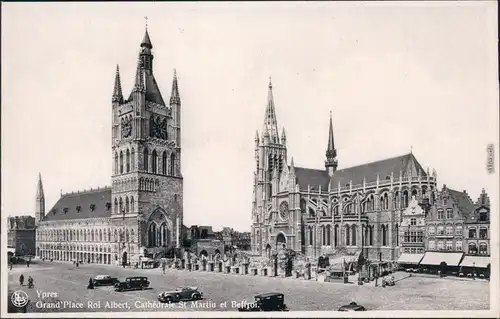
[52,209,57,215]
[105,202,111,211]
[89,204,96,212]
[386,175,390,180]
[76,206,81,213]
[63,207,69,214]
[345,183,350,187]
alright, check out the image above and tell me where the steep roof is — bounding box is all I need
[447,188,475,219]
[128,72,166,106]
[293,167,330,191]
[43,188,112,221]
[329,153,426,188]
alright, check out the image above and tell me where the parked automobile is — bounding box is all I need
[93,275,119,287]
[114,276,150,292]
[158,287,203,303]
[238,293,288,312]
[338,301,367,312]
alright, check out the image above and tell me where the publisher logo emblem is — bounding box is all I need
[11,290,29,308]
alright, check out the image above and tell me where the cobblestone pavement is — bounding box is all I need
[7,261,490,313]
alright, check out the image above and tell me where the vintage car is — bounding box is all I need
[93,275,119,287]
[338,301,367,312]
[158,287,203,303]
[238,293,288,312]
[114,276,150,292]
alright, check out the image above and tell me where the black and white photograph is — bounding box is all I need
[1,1,498,317]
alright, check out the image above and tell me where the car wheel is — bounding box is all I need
[192,293,200,300]
[165,297,172,304]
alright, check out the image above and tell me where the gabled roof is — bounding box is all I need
[447,188,475,219]
[329,153,425,188]
[43,188,112,221]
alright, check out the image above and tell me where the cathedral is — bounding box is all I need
[251,80,439,261]
[35,27,184,265]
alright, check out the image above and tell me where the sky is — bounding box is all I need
[1,2,498,232]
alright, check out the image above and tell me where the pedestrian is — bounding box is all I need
[76,262,79,268]
[19,274,25,286]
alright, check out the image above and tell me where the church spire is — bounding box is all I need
[112,64,123,103]
[36,172,44,199]
[325,111,338,176]
[262,78,280,143]
[133,56,145,92]
[170,69,180,105]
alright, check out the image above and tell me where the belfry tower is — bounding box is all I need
[35,173,45,225]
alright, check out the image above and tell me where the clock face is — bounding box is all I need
[279,201,288,220]
[121,120,132,138]
[150,116,168,140]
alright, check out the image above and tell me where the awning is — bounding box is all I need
[420,252,464,266]
[397,253,424,265]
[459,256,490,268]
[7,247,15,254]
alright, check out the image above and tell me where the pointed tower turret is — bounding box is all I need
[325,111,338,177]
[35,173,45,225]
[170,69,180,105]
[262,78,280,144]
[281,127,286,145]
[112,65,123,103]
[170,69,181,149]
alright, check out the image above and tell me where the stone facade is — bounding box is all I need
[7,216,36,256]
[251,80,439,262]
[464,189,490,256]
[35,27,184,266]
[399,197,426,254]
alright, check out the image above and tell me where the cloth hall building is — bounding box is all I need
[35,28,184,265]
[251,81,440,261]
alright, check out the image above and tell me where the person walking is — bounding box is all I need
[19,274,25,286]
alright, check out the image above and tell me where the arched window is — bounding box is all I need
[119,197,123,214]
[130,229,135,243]
[152,150,158,173]
[395,224,399,246]
[131,148,135,171]
[125,197,130,213]
[393,191,399,209]
[114,198,118,214]
[162,151,167,175]
[148,223,157,247]
[130,197,135,213]
[345,225,351,246]
[126,229,130,242]
[334,225,339,247]
[351,225,357,246]
[381,193,389,210]
[119,151,123,174]
[382,225,387,246]
[114,229,118,242]
[326,225,331,246]
[160,223,168,246]
[108,229,111,242]
[468,242,477,255]
[411,189,418,199]
[114,152,118,175]
[143,148,149,172]
[170,153,176,176]
[126,149,130,172]
[479,243,488,255]
[402,190,409,208]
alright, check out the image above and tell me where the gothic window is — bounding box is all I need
[162,151,167,175]
[381,193,389,210]
[114,229,118,242]
[326,225,331,246]
[369,226,374,246]
[308,227,313,245]
[126,149,130,172]
[351,225,357,246]
[170,153,176,176]
[160,223,168,246]
[125,197,130,213]
[334,225,339,247]
[131,197,135,213]
[119,197,123,214]
[321,226,326,246]
[393,191,399,209]
[402,190,409,208]
[152,150,158,174]
[143,148,149,172]
[395,224,399,246]
[126,229,130,242]
[99,229,102,242]
[148,223,157,247]
[114,198,118,214]
[131,229,135,243]
[345,225,350,246]
[382,225,387,246]
[411,189,418,199]
[114,152,118,175]
[131,148,135,171]
[119,151,124,174]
